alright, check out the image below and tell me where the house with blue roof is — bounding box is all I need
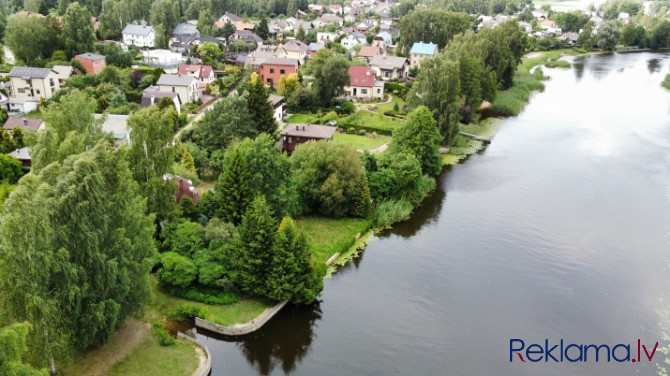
[410,42,439,69]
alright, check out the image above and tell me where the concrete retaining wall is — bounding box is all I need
[195,300,289,336]
[177,332,212,376]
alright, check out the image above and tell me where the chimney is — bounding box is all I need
[302,125,305,131]
[296,125,299,131]
[23,118,27,127]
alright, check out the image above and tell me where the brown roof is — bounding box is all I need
[281,124,337,139]
[3,117,44,131]
[358,45,385,58]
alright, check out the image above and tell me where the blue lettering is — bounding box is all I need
[545,339,559,362]
[565,344,583,362]
[612,344,631,362]
[526,344,543,362]
[584,344,610,362]
[510,339,525,362]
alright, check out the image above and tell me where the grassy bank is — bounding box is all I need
[662,73,670,90]
[106,337,199,376]
[443,118,503,165]
[297,216,374,265]
[333,132,390,150]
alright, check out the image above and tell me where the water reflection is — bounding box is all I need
[382,182,446,239]
[573,58,585,81]
[648,58,662,73]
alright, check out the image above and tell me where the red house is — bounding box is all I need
[258,58,299,87]
[75,53,106,74]
[280,124,337,155]
[174,175,199,203]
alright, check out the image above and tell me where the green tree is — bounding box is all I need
[597,20,622,51]
[194,95,257,153]
[180,147,196,173]
[367,151,434,205]
[0,154,24,183]
[150,0,179,49]
[621,22,636,46]
[98,0,128,40]
[306,49,350,107]
[11,127,24,149]
[246,72,277,134]
[232,195,276,296]
[162,220,203,257]
[0,143,155,371]
[388,106,443,176]
[408,56,460,143]
[197,9,213,36]
[277,73,300,98]
[0,322,48,376]
[257,16,270,40]
[266,217,323,304]
[478,20,528,89]
[4,14,49,64]
[197,41,222,65]
[295,24,305,42]
[397,9,472,56]
[158,252,198,287]
[220,20,236,39]
[63,2,96,59]
[577,21,595,50]
[127,106,178,219]
[291,141,371,218]
[215,148,253,226]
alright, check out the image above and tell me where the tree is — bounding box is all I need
[291,141,371,218]
[150,0,178,49]
[478,20,528,89]
[162,220,203,256]
[197,41,221,65]
[651,19,670,49]
[232,195,276,296]
[295,24,305,42]
[194,95,257,153]
[197,9,213,36]
[98,0,128,40]
[62,2,95,59]
[621,22,637,46]
[215,148,253,226]
[408,56,460,144]
[596,20,622,51]
[306,49,350,107]
[4,14,49,64]
[0,322,48,376]
[397,9,472,56]
[389,106,443,176]
[11,127,24,149]
[158,252,198,287]
[0,154,24,183]
[246,72,277,134]
[577,20,595,50]
[257,16,269,40]
[127,106,178,219]
[0,143,155,371]
[220,20,236,39]
[277,73,300,98]
[266,217,323,303]
[180,147,196,173]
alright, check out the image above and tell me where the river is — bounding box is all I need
[192,52,670,375]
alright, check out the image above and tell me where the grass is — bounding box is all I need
[286,113,315,123]
[662,74,670,90]
[545,59,572,69]
[106,337,199,376]
[150,277,268,327]
[333,132,390,150]
[356,109,404,133]
[297,216,373,265]
[23,109,43,118]
[373,97,405,114]
[443,118,503,166]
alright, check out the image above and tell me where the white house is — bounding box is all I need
[95,114,131,147]
[142,49,184,68]
[122,23,155,48]
[341,32,367,50]
[317,31,339,44]
[156,74,200,104]
[6,66,59,113]
[268,94,285,123]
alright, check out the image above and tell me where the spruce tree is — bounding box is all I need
[215,148,252,226]
[257,16,269,40]
[296,25,305,42]
[246,72,278,135]
[233,196,276,296]
[180,148,196,173]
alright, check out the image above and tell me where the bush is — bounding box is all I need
[347,127,356,134]
[374,199,414,230]
[0,154,24,183]
[545,60,571,69]
[153,324,175,346]
[166,285,241,305]
[166,304,209,321]
[662,74,670,90]
[157,252,198,287]
[358,129,366,136]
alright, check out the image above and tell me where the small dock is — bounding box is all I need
[459,132,492,144]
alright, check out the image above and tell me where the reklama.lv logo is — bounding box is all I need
[510,339,659,363]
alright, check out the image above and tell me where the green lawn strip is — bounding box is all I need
[374,97,405,114]
[285,113,315,123]
[297,216,373,265]
[106,337,199,376]
[356,110,404,133]
[150,277,268,327]
[22,109,43,118]
[333,132,390,150]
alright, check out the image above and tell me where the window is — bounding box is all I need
[288,137,292,143]
[17,88,25,94]
[377,89,380,94]
[35,89,40,95]
[25,79,31,85]
[270,68,275,73]
[172,87,175,92]
[280,69,285,74]
[49,78,55,87]
[361,89,367,94]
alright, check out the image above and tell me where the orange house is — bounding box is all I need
[75,53,106,74]
[258,58,299,87]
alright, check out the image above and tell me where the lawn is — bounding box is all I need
[333,132,390,151]
[356,109,404,133]
[150,277,268,327]
[106,337,199,376]
[285,113,315,123]
[297,216,373,265]
[373,96,405,114]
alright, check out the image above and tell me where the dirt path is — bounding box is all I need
[66,319,151,376]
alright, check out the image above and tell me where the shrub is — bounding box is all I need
[166,304,209,321]
[662,74,670,90]
[374,199,414,230]
[545,60,571,69]
[153,324,175,346]
[358,129,366,136]
[166,285,240,305]
[157,252,198,287]
[0,154,24,183]
[347,127,356,134]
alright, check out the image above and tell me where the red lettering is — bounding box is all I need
[643,342,659,361]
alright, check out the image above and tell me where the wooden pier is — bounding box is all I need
[459,132,492,144]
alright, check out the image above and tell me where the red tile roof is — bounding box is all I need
[348,66,376,87]
[178,64,213,80]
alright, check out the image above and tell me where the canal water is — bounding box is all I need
[194,52,670,375]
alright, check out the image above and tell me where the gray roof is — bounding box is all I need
[9,66,54,79]
[283,39,309,52]
[369,55,408,70]
[76,52,105,61]
[173,22,199,36]
[156,74,196,87]
[123,23,154,37]
[263,58,299,66]
[3,117,44,131]
[224,12,242,23]
[51,65,75,78]
[268,94,284,107]
[281,124,336,139]
[309,42,324,51]
[94,114,130,138]
[141,86,180,108]
[9,146,31,161]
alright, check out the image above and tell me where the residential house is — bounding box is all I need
[295,10,308,19]
[215,12,242,29]
[7,67,59,113]
[142,49,184,68]
[308,4,324,14]
[282,40,310,64]
[75,53,106,74]
[328,4,343,14]
[344,7,365,23]
[341,31,367,50]
[173,22,200,44]
[268,94,285,123]
[122,23,155,48]
[51,65,75,87]
[156,74,200,104]
[280,124,337,155]
[259,58,299,87]
[141,86,182,114]
[369,55,409,80]
[343,65,383,99]
[174,175,199,203]
[308,42,325,58]
[373,31,393,48]
[3,117,45,132]
[317,31,339,44]
[380,25,400,39]
[409,42,438,68]
[236,22,255,31]
[539,19,562,36]
[229,30,263,45]
[313,14,343,28]
[357,45,385,62]
[355,19,376,33]
[560,32,579,46]
[94,114,131,147]
[178,64,216,89]
[9,147,31,167]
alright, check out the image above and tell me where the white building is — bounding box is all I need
[122,23,156,48]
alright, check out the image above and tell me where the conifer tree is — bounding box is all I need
[257,16,269,40]
[233,195,276,296]
[246,72,277,135]
[11,127,23,149]
[180,148,196,173]
[215,148,252,225]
